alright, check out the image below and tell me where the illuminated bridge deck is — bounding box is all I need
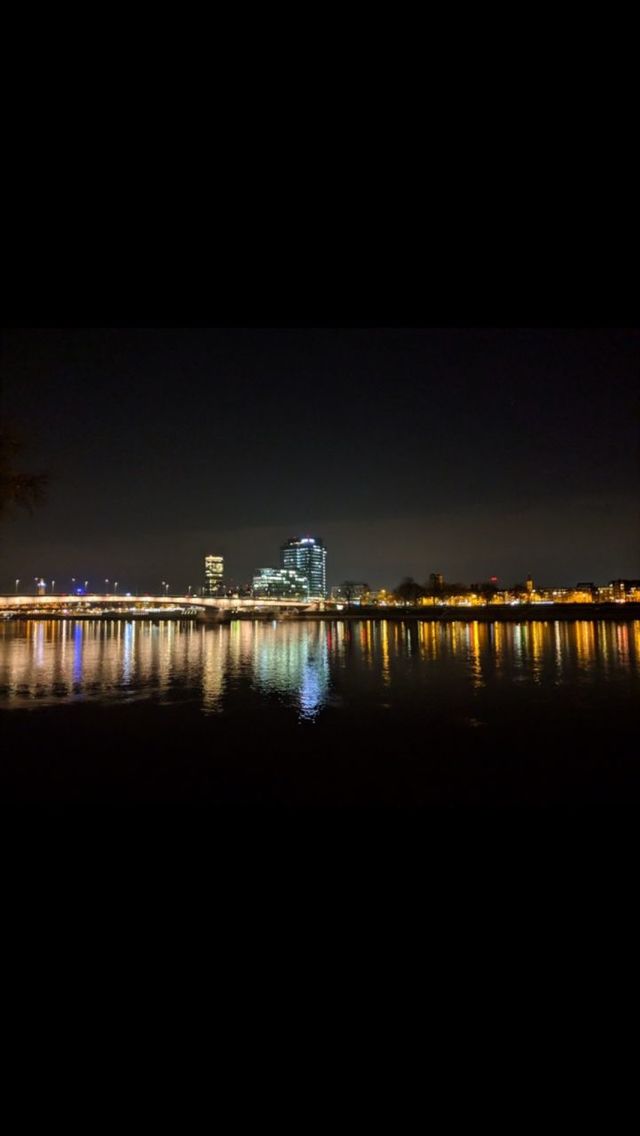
[0,595,323,617]
[1,597,639,622]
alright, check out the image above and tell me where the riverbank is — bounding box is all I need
[334,603,640,622]
[204,603,640,623]
[4,602,638,623]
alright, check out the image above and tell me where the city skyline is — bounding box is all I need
[3,556,639,598]
[1,328,638,590]
[3,518,638,596]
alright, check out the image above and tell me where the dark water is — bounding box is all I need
[1,618,639,804]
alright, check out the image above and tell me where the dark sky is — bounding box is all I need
[1,327,638,592]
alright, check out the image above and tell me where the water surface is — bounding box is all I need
[1,618,639,804]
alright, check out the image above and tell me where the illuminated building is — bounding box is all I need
[612,580,626,601]
[576,581,595,599]
[204,555,224,597]
[281,537,327,598]
[569,586,594,603]
[525,575,534,595]
[610,579,640,601]
[252,568,309,599]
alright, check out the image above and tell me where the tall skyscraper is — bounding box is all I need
[204,555,224,597]
[280,537,327,598]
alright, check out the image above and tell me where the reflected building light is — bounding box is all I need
[122,620,135,685]
[633,622,640,673]
[597,621,611,675]
[512,624,525,665]
[298,634,329,721]
[34,623,45,669]
[553,622,563,680]
[202,628,225,713]
[493,622,505,671]
[380,621,390,684]
[72,622,84,685]
[530,621,544,681]
[364,621,373,665]
[575,621,594,668]
[615,623,630,667]
[468,621,483,688]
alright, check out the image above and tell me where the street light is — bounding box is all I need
[114,581,119,595]
[187,585,192,596]
[15,579,20,593]
[84,580,89,591]
[51,580,55,593]
[105,578,109,594]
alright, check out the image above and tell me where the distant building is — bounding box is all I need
[525,575,534,594]
[429,572,444,591]
[610,579,640,600]
[252,568,309,599]
[330,582,369,602]
[204,555,224,597]
[570,582,595,602]
[281,537,327,598]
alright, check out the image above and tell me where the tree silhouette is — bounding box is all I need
[479,581,498,604]
[394,577,425,605]
[340,581,370,608]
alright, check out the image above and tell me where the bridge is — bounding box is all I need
[0,594,323,618]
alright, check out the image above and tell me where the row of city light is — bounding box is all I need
[17,579,201,596]
[9,576,640,604]
[20,577,122,594]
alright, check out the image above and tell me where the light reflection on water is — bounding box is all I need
[0,619,639,719]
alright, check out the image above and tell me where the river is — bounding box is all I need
[1,618,639,804]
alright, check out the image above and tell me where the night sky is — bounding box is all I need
[1,327,638,592]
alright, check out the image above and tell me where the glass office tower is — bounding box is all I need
[252,568,309,599]
[204,555,224,597]
[280,537,327,598]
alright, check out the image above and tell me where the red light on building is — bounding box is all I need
[490,576,498,584]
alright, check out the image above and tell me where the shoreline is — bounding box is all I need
[2,603,639,624]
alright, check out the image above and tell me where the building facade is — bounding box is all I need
[204,555,224,597]
[252,568,310,599]
[280,537,327,598]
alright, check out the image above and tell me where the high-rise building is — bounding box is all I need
[252,568,309,599]
[280,537,327,598]
[204,555,224,597]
